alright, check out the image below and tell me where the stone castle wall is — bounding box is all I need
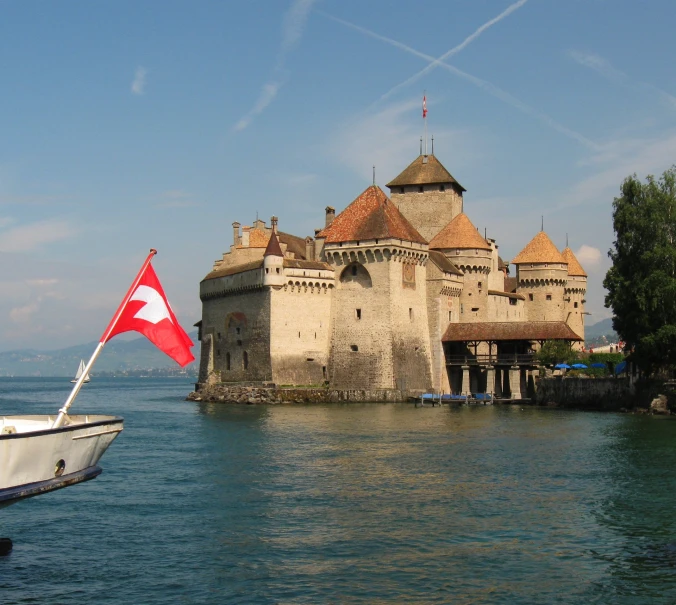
[516,264,567,322]
[270,281,333,385]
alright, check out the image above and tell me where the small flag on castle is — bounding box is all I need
[422,95,428,119]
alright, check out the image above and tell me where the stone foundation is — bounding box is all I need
[187,383,408,404]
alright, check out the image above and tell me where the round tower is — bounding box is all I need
[429,213,491,322]
[262,217,285,288]
[512,231,567,322]
[561,247,587,346]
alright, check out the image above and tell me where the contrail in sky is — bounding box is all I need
[377,0,529,103]
[323,14,600,151]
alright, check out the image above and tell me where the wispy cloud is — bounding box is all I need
[0,219,77,252]
[234,0,316,131]
[131,66,147,95]
[324,15,600,151]
[374,0,529,104]
[0,217,14,229]
[327,98,467,184]
[568,50,676,111]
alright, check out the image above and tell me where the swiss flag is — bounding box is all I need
[422,95,428,118]
[102,260,195,367]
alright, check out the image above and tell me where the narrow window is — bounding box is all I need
[439,185,445,192]
[306,358,314,362]
[276,268,280,274]
[350,345,358,352]
[448,311,452,321]
[546,294,552,301]
[322,366,327,379]
[399,187,404,194]
[226,352,230,370]
[236,327,241,335]
[418,186,424,193]
[528,293,534,301]
[509,298,517,306]
[471,307,479,312]
[315,332,317,339]
[352,265,357,276]
[574,301,578,308]
[243,351,248,369]
[298,331,301,338]
[461,304,464,314]
[266,268,269,274]
[478,281,482,289]
[356,308,362,320]
[409,308,413,320]
[217,332,221,339]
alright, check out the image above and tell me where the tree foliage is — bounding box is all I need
[604,167,676,373]
[534,340,577,365]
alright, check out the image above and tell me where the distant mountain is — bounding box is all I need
[0,332,200,377]
[585,318,618,344]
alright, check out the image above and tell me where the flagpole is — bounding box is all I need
[52,249,158,428]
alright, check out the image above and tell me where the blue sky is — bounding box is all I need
[1,0,675,352]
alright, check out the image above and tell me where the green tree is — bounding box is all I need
[534,340,577,365]
[604,167,676,373]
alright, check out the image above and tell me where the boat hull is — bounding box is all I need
[0,415,123,509]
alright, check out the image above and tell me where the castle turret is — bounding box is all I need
[512,231,568,322]
[386,153,465,242]
[262,217,285,287]
[429,213,491,322]
[561,246,587,345]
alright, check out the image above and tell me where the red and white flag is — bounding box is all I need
[422,95,428,119]
[102,252,195,367]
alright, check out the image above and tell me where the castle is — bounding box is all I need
[196,150,586,398]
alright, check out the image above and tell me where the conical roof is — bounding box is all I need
[428,213,491,251]
[317,185,427,244]
[386,154,466,191]
[264,228,283,257]
[512,231,566,265]
[561,247,587,277]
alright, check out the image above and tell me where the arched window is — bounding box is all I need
[340,263,372,289]
[243,351,249,370]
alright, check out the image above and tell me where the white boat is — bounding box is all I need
[0,414,123,509]
[71,359,90,384]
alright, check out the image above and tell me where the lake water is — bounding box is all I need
[0,378,675,604]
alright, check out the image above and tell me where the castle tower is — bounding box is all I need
[386,153,465,242]
[512,231,568,322]
[262,218,285,288]
[561,247,587,345]
[429,213,491,323]
[318,185,433,392]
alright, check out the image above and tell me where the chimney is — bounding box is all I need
[325,206,335,228]
[305,237,314,261]
[232,222,241,246]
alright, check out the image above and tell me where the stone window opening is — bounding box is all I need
[448,311,452,321]
[509,298,517,306]
[217,332,221,339]
[298,331,301,338]
[322,366,327,379]
[276,268,280,274]
[471,307,479,312]
[418,186,424,193]
[315,332,317,339]
[352,265,358,276]
[243,351,248,370]
[478,281,482,289]
[439,185,445,192]
[399,187,405,194]
[461,304,464,314]
[409,308,414,321]
[306,358,314,362]
[236,327,241,335]
[350,345,358,352]
[226,353,230,370]
[266,268,269,274]
[546,294,552,301]
[529,293,534,301]
[574,301,578,308]
[356,308,362,320]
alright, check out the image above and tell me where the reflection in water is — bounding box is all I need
[1,379,675,604]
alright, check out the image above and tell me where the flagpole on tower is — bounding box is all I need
[423,91,428,156]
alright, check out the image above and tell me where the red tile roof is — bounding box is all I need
[264,229,283,257]
[561,247,587,277]
[512,231,566,264]
[442,321,582,342]
[429,213,492,250]
[386,154,466,191]
[317,185,427,244]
